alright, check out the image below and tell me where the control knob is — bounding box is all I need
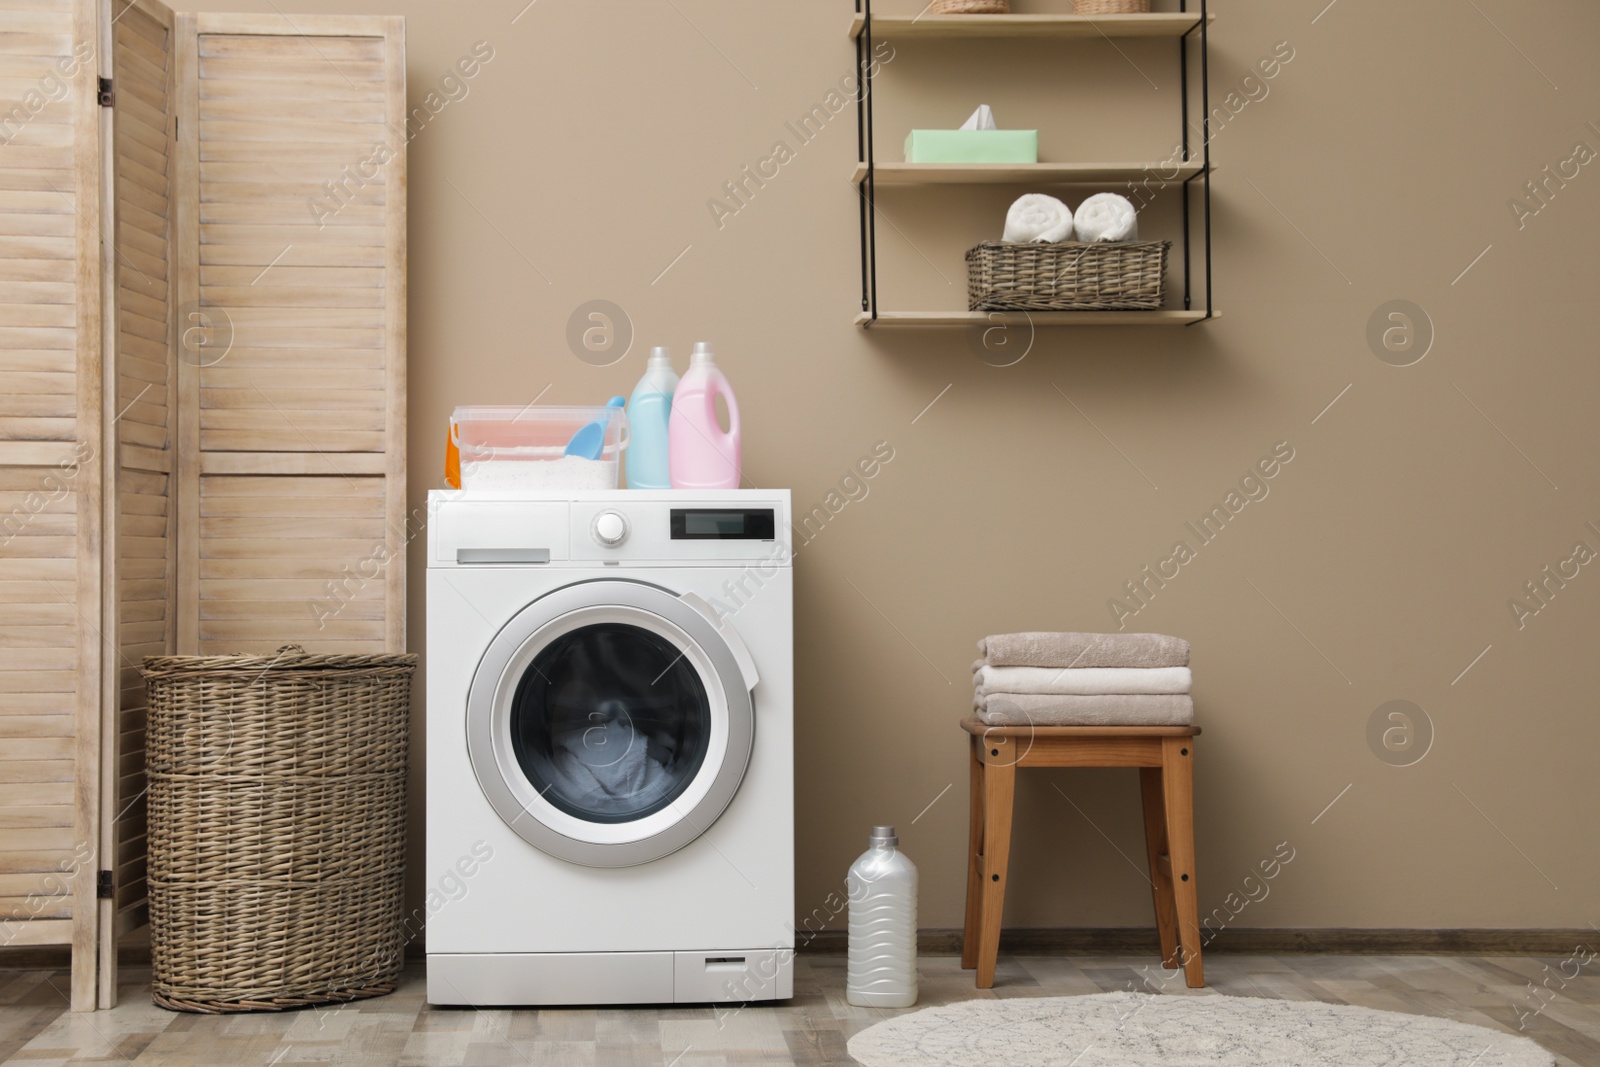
[592,510,628,547]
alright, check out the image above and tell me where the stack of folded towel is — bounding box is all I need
[973,631,1192,727]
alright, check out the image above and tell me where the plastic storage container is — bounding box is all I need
[846,825,918,1008]
[451,405,629,490]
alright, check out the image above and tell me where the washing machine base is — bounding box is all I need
[426,948,794,1006]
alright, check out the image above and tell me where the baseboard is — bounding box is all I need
[0,940,418,970]
[799,928,1598,957]
[0,942,152,969]
[5,928,1589,971]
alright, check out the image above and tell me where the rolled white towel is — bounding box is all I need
[1072,192,1139,243]
[1003,194,1075,244]
[972,664,1191,696]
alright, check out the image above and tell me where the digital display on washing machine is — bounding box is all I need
[670,508,776,540]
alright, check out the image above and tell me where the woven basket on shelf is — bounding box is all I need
[966,241,1171,311]
[931,0,1010,13]
[1074,0,1151,14]
[143,647,417,1013]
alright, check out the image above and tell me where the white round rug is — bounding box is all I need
[846,992,1553,1067]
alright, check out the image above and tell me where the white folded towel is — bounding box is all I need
[973,664,1191,696]
[976,693,1194,727]
[1072,192,1139,242]
[1003,194,1074,243]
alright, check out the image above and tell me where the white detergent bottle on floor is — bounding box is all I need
[846,825,918,1008]
[668,342,740,490]
[626,346,679,489]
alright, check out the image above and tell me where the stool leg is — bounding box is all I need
[1139,766,1180,972]
[961,734,984,970]
[976,740,1016,989]
[1161,736,1203,988]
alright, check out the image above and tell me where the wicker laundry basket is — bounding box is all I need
[143,647,416,1013]
[1075,0,1151,14]
[932,0,1010,13]
[966,240,1171,311]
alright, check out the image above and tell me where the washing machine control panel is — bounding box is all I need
[591,510,629,547]
[428,492,792,566]
[570,500,788,563]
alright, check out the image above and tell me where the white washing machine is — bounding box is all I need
[424,489,794,1006]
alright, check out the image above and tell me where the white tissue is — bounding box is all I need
[959,104,998,131]
[1003,193,1075,243]
[1072,192,1140,243]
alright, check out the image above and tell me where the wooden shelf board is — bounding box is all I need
[856,310,1217,328]
[852,161,1208,185]
[848,13,1214,41]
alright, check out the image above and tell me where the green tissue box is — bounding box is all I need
[904,129,1039,164]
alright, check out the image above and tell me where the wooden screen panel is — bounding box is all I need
[0,0,104,1006]
[194,31,394,454]
[0,469,80,907]
[111,469,166,935]
[173,13,405,658]
[112,2,172,458]
[0,0,82,434]
[197,474,390,655]
[0,462,86,949]
[107,0,174,971]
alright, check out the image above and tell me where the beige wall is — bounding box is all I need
[191,0,1600,933]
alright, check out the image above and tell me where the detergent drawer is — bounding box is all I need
[431,500,570,565]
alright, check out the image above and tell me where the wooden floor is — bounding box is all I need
[0,954,1595,1066]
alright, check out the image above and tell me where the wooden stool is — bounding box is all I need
[960,717,1204,989]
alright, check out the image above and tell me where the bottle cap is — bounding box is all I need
[691,341,714,364]
[649,346,671,365]
[869,825,898,847]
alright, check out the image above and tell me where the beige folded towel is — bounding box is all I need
[976,692,1193,727]
[972,664,1191,696]
[977,631,1190,669]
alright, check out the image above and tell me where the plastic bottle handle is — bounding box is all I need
[710,377,740,442]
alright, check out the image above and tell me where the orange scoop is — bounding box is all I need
[444,420,461,489]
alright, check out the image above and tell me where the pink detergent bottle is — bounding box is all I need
[669,342,741,490]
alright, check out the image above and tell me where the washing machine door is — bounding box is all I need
[466,579,759,868]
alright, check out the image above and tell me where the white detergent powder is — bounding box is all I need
[462,455,618,490]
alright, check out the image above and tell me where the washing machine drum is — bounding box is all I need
[466,580,757,867]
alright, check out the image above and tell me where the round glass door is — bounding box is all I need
[510,622,710,824]
[466,581,755,868]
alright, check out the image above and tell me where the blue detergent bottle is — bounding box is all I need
[626,347,680,489]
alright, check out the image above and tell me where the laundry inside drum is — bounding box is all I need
[509,623,712,823]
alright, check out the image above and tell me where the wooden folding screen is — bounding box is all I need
[2,0,405,1009]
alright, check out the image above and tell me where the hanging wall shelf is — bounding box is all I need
[851,1,1218,328]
